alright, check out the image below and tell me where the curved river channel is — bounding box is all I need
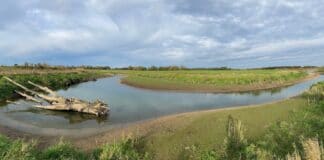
[0,76,323,136]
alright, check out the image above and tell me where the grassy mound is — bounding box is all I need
[118,69,309,92]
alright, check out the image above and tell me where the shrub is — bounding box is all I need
[0,135,37,160]
[181,145,219,160]
[221,115,248,160]
[40,140,87,160]
[303,81,324,103]
[94,137,150,160]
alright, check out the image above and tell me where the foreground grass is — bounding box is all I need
[116,69,309,92]
[0,68,111,101]
[141,98,309,159]
[0,135,149,160]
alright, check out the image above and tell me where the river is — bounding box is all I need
[0,75,323,136]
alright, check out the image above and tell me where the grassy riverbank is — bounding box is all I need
[0,67,322,159]
[140,98,310,159]
[0,84,320,159]
[116,69,311,92]
[0,67,111,101]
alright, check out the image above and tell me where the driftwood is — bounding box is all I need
[3,76,109,116]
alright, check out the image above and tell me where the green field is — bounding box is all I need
[113,69,309,92]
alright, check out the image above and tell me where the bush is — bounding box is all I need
[0,134,149,160]
[94,137,150,160]
[260,121,301,158]
[221,115,248,160]
[40,140,87,160]
[0,135,37,160]
[181,145,219,160]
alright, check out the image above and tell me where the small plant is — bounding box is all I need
[181,145,218,160]
[303,81,324,104]
[40,139,87,160]
[221,115,248,160]
[0,135,37,160]
[94,136,150,160]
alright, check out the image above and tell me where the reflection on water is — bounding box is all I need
[0,75,323,136]
[236,87,284,96]
[7,108,108,124]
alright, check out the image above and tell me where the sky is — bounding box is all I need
[0,0,324,68]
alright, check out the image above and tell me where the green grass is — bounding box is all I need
[40,140,88,160]
[141,98,309,160]
[0,69,111,101]
[0,134,38,160]
[112,69,309,92]
[0,135,148,160]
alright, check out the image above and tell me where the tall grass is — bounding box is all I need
[94,137,150,160]
[0,135,37,160]
[221,115,248,159]
[0,135,148,160]
[40,140,87,160]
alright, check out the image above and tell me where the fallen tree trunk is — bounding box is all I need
[15,90,42,103]
[3,76,109,116]
[28,81,58,96]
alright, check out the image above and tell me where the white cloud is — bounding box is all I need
[238,37,324,56]
[161,48,186,60]
[0,0,323,67]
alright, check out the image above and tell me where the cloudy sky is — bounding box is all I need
[0,0,324,67]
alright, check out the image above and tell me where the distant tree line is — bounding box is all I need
[114,66,232,71]
[12,63,67,70]
[254,66,317,70]
[6,63,111,70]
[2,63,319,71]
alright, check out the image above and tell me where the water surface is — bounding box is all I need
[0,76,323,136]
